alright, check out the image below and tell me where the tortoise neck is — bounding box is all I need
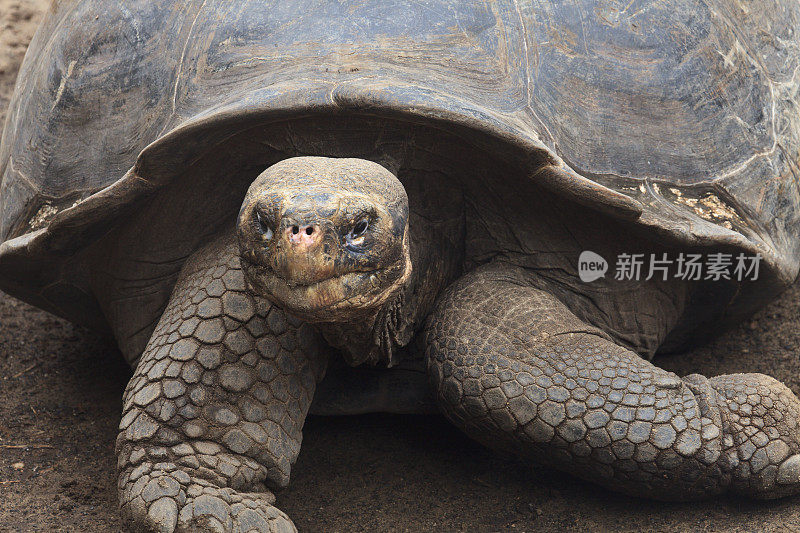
[315,212,462,367]
[314,271,414,368]
[315,227,418,367]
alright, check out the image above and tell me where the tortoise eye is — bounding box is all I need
[350,218,369,238]
[256,211,274,240]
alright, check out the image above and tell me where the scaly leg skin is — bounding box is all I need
[424,264,800,500]
[116,234,328,532]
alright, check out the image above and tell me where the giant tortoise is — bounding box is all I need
[3,0,800,531]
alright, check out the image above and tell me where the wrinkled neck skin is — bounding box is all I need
[317,209,461,367]
[314,227,422,367]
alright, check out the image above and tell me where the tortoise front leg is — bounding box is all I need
[424,264,800,500]
[116,235,328,532]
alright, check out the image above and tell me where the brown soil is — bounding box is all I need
[2,2,800,531]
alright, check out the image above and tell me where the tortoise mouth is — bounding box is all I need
[240,253,407,321]
[252,257,380,291]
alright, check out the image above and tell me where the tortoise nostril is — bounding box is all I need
[285,223,320,246]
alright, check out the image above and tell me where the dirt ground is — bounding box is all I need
[2,1,800,531]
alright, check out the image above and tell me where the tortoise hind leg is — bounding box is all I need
[116,233,329,532]
[424,263,800,500]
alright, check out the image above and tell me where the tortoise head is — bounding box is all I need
[237,156,411,323]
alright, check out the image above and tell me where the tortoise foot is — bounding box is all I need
[120,463,295,533]
[708,373,800,499]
